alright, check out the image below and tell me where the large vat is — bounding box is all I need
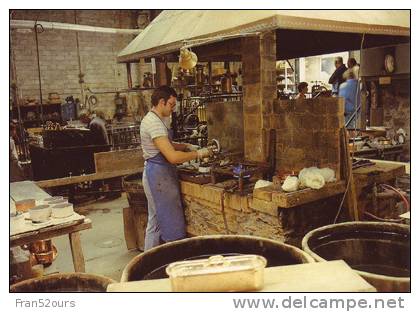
[10,273,116,292]
[121,235,314,281]
[302,222,410,292]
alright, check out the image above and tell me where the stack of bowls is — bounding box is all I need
[41,196,74,219]
[51,203,74,218]
[29,205,52,223]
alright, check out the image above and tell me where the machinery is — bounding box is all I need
[178,139,270,195]
[106,122,141,150]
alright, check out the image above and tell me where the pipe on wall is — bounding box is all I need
[11,19,142,35]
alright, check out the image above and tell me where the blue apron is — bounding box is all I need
[144,113,186,242]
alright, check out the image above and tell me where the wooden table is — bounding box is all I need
[10,219,92,272]
[10,181,92,272]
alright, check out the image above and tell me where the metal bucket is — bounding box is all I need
[122,172,147,211]
[302,222,410,292]
[10,273,116,292]
[121,235,314,281]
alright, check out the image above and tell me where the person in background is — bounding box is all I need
[338,68,360,128]
[79,110,91,126]
[295,82,308,99]
[347,57,360,79]
[140,86,212,250]
[88,110,109,145]
[328,57,347,95]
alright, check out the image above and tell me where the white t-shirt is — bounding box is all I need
[140,112,169,160]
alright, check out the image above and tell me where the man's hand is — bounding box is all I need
[197,147,213,159]
[184,143,200,152]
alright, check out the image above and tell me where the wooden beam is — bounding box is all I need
[35,168,142,188]
[94,148,144,173]
[271,181,346,208]
[155,61,168,86]
[69,231,86,272]
[122,207,137,250]
[341,128,359,221]
[126,63,133,89]
[360,78,367,130]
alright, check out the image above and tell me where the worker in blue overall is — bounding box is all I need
[339,68,361,128]
[140,86,212,250]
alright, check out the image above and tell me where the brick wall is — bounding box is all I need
[11,10,140,119]
[241,31,344,177]
[272,98,344,176]
[206,100,244,153]
[242,31,277,162]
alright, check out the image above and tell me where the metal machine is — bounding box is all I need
[177,138,270,195]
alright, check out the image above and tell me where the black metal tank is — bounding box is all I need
[121,235,314,281]
[302,221,410,292]
[10,273,116,292]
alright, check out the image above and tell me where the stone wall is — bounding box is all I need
[10,10,141,119]
[273,98,344,176]
[181,181,343,247]
[206,101,244,153]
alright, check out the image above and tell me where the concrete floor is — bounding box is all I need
[44,193,140,282]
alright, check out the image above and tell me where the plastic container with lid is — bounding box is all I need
[165,254,267,292]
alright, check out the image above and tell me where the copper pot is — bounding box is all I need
[28,240,58,265]
[29,240,52,254]
[35,246,57,265]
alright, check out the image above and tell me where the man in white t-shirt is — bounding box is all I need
[140,86,211,250]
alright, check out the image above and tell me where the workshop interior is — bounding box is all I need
[9,10,410,293]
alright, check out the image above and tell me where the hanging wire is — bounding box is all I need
[333,33,366,224]
[34,21,45,123]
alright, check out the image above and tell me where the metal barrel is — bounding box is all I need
[121,235,314,282]
[302,221,410,292]
[10,273,116,292]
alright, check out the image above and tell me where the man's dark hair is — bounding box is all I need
[151,86,177,106]
[348,57,357,68]
[297,82,308,93]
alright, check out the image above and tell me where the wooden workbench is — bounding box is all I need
[352,161,406,187]
[254,180,346,208]
[352,161,406,221]
[10,181,92,272]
